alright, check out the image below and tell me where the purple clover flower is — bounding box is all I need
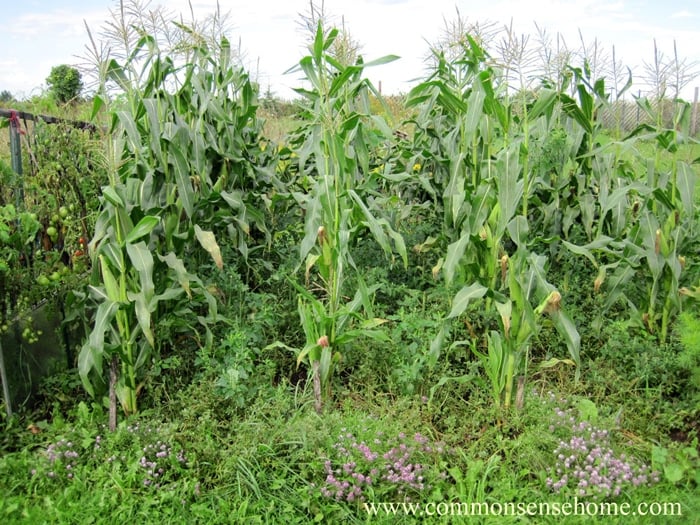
[545,402,658,499]
[317,426,449,502]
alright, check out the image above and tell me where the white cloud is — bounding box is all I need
[670,9,695,19]
[0,0,699,101]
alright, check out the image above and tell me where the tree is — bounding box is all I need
[0,90,13,103]
[46,65,83,104]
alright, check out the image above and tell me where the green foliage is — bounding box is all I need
[403,38,580,413]
[475,251,579,410]
[271,23,405,411]
[0,117,102,342]
[677,311,700,395]
[79,28,273,416]
[2,9,700,523]
[46,65,83,104]
[652,441,700,487]
[0,90,13,102]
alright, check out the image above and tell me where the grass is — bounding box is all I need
[0,389,696,524]
[1,313,698,525]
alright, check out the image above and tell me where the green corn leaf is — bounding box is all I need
[465,83,486,138]
[134,339,153,372]
[168,142,195,218]
[319,346,333,384]
[300,188,323,263]
[297,342,319,367]
[335,327,390,345]
[329,66,360,98]
[676,161,696,218]
[99,255,121,302]
[78,300,120,396]
[348,190,391,254]
[447,283,488,319]
[576,82,594,122]
[126,241,155,298]
[479,331,506,404]
[102,186,124,208]
[90,93,106,122]
[560,93,593,135]
[561,236,615,268]
[128,290,154,348]
[298,56,321,92]
[106,59,130,92]
[495,300,513,338]
[362,55,400,68]
[427,324,447,369]
[507,216,529,249]
[495,144,524,235]
[386,227,408,268]
[550,311,581,379]
[115,110,142,154]
[467,184,493,237]
[539,357,576,369]
[445,156,466,228]
[87,285,109,303]
[143,98,163,161]
[99,241,125,273]
[529,88,557,120]
[124,215,159,244]
[444,235,468,286]
[604,263,636,311]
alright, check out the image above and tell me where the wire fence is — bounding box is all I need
[597,95,700,136]
[1,108,96,417]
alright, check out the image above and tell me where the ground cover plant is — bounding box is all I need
[1,2,699,523]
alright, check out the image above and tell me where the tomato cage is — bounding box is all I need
[1,108,99,417]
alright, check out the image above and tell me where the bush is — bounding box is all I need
[46,65,83,104]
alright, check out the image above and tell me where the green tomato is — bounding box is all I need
[37,275,51,286]
[46,226,58,238]
[59,206,69,218]
[50,271,61,282]
[51,214,60,224]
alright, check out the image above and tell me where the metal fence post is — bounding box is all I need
[2,110,27,418]
[8,110,24,209]
[692,87,699,137]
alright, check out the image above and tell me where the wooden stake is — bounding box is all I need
[312,360,322,414]
[515,376,525,411]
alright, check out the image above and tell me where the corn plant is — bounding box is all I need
[603,170,697,342]
[477,251,579,410]
[80,29,271,418]
[442,247,580,412]
[401,37,580,409]
[275,24,406,411]
[404,38,502,234]
[567,96,699,342]
[405,38,563,286]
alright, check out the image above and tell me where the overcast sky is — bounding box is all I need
[1,0,699,101]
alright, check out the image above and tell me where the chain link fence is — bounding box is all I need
[597,90,700,136]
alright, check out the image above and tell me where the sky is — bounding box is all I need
[1,0,699,101]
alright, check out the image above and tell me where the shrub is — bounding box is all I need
[46,65,83,104]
